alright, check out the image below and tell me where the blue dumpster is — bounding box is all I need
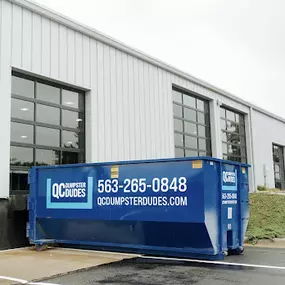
[27,157,250,260]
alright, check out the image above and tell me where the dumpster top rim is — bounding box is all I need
[30,156,251,171]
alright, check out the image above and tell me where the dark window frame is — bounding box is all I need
[272,143,285,189]
[172,87,212,158]
[10,72,86,194]
[221,106,247,163]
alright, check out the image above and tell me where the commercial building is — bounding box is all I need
[0,0,284,248]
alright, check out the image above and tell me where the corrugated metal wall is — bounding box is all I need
[251,110,285,188]
[89,43,175,162]
[8,3,92,88]
[0,0,255,197]
[0,0,176,163]
[1,0,228,163]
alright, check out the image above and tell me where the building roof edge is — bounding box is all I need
[8,0,285,124]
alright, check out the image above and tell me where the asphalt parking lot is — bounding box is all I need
[44,247,285,285]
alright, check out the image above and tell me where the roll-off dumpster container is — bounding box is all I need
[27,157,250,260]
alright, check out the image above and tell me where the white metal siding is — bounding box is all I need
[32,13,42,74]
[5,2,92,88]
[59,25,67,81]
[0,0,263,198]
[0,0,13,199]
[251,110,285,188]
[50,21,59,79]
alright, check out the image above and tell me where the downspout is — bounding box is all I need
[249,106,256,192]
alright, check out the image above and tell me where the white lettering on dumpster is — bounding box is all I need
[95,177,188,208]
[223,171,236,183]
[222,192,237,204]
[97,177,187,194]
[52,182,86,199]
[96,196,188,207]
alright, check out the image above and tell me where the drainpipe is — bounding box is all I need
[249,106,256,192]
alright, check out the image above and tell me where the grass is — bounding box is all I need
[246,193,285,244]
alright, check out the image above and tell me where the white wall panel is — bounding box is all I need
[50,21,59,79]
[96,41,105,162]
[103,44,112,161]
[165,72,174,157]
[75,32,83,86]
[115,49,124,160]
[9,3,91,88]
[143,62,151,159]
[22,9,32,70]
[251,110,285,189]
[31,13,42,74]
[158,68,166,157]
[160,68,168,157]
[11,4,22,67]
[109,47,118,161]
[87,39,97,163]
[162,69,172,157]
[132,58,140,159]
[41,17,50,76]
[58,25,67,82]
[152,66,162,158]
[82,35,90,87]
[121,52,130,160]
[127,55,136,159]
[67,28,75,84]
[147,64,155,158]
[157,68,164,156]
[137,60,146,159]
[0,0,12,198]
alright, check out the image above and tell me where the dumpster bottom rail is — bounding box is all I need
[30,239,230,261]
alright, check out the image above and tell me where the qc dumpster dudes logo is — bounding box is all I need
[46,177,93,209]
[222,169,237,191]
[222,169,238,205]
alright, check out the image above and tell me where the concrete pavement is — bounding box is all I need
[45,247,285,285]
[2,246,285,284]
[0,247,139,284]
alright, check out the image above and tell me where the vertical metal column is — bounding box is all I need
[209,98,222,159]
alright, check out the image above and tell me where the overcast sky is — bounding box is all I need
[33,0,285,118]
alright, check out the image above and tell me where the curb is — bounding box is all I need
[255,191,285,196]
[244,238,285,248]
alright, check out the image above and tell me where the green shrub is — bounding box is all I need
[257,185,267,191]
[247,226,283,244]
[246,193,285,243]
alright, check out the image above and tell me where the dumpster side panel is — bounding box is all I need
[221,163,239,251]
[28,158,248,259]
[239,166,250,243]
[203,160,220,255]
[29,160,215,256]
[27,167,37,242]
[35,161,205,223]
